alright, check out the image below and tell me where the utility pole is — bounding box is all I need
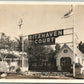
[18,19,24,71]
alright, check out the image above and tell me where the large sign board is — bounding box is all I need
[28,29,64,45]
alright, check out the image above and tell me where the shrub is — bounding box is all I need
[16,68,21,73]
[75,63,82,68]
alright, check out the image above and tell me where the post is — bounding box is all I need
[73,28,75,77]
[18,18,24,71]
[22,35,24,71]
[73,4,75,77]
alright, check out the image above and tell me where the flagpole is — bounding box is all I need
[62,4,75,77]
[73,4,75,77]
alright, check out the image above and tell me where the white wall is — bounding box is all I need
[56,47,73,71]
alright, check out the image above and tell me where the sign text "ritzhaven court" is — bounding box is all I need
[28,29,64,45]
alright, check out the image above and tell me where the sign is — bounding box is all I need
[28,29,64,45]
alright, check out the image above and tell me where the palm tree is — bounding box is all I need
[15,36,22,52]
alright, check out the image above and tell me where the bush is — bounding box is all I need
[75,63,82,68]
[16,68,21,73]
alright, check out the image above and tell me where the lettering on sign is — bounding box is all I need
[28,29,64,45]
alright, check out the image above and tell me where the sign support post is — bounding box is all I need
[73,4,75,77]
[22,35,24,72]
[18,19,24,72]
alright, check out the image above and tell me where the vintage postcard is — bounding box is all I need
[0,1,84,83]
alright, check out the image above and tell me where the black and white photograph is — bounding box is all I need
[0,2,84,80]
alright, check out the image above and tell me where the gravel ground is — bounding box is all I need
[2,73,75,79]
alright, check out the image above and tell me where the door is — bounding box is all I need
[60,57,71,72]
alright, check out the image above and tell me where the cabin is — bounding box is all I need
[55,44,84,73]
[0,49,28,73]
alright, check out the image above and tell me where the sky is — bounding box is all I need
[75,5,84,42]
[0,4,73,41]
[0,3,84,44]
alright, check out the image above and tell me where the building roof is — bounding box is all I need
[54,44,73,58]
[0,49,27,58]
[55,43,84,58]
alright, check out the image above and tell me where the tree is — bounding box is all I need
[0,33,13,61]
[0,33,12,49]
[27,43,57,71]
[55,43,61,54]
[78,41,84,54]
[15,36,29,52]
[15,36,22,51]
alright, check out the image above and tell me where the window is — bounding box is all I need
[60,57,71,66]
[63,49,68,53]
